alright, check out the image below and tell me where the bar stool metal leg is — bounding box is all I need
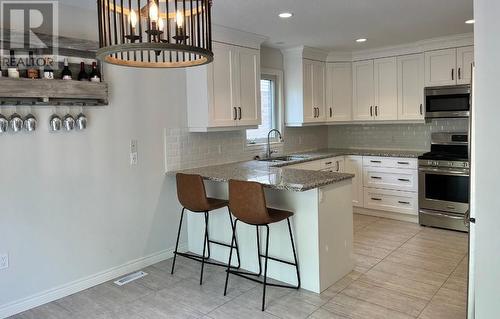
[200,211,209,285]
[262,225,270,311]
[224,219,238,296]
[287,218,301,288]
[171,208,186,275]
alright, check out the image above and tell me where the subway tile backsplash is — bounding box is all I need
[165,119,467,171]
[165,126,328,171]
[328,119,469,151]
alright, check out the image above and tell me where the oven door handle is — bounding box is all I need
[420,210,465,220]
[419,167,469,176]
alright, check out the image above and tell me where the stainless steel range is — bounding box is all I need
[418,132,470,232]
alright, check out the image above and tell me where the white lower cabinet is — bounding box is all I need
[363,166,418,192]
[285,155,418,215]
[362,156,418,216]
[364,188,418,215]
[344,156,363,207]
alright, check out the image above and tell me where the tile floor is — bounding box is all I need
[9,214,468,319]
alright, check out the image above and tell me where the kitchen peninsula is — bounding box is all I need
[178,157,354,293]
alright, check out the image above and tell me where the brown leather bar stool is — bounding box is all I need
[171,173,241,285]
[224,179,300,311]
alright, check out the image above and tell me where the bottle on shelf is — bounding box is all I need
[61,58,72,80]
[42,57,54,79]
[89,62,101,82]
[27,51,39,79]
[78,62,89,81]
[8,50,20,78]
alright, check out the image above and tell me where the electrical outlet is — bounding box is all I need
[130,152,138,165]
[0,253,8,270]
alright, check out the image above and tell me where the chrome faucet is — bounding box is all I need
[266,129,284,158]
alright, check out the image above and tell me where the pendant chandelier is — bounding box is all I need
[96,0,213,68]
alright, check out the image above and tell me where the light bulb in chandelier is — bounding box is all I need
[149,2,159,22]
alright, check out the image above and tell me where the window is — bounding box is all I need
[247,70,283,145]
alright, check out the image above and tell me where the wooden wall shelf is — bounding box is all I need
[0,78,108,106]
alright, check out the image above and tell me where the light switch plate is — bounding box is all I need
[0,253,8,270]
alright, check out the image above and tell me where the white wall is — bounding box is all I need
[0,4,185,316]
[0,8,327,317]
[472,0,500,317]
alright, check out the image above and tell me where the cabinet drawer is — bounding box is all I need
[363,167,418,192]
[363,156,417,169]
[364,187,418,215]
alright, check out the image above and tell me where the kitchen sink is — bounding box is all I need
[259,155,311,163]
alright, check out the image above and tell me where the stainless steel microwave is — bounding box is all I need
[424,85,471,119]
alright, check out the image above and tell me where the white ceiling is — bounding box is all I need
[67,0,474,51]
[211,0,474,50]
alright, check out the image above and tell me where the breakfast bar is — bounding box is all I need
[178,159,355,293]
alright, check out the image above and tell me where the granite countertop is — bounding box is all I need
[271,148,425,167]
[176,148,425,192]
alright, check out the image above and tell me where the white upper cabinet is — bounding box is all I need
[186,27,265,132]
[283,47,328,126]
[326,62,352,122]
[373,57,398,121]
[398,54,425,120]
[302,59,326,122]
[425,48,457,86]
[236,47,261,126]
[353,58,397,121]
[312,60,327,122]
[457,46,475,85]
[352,60,375,121]
[425,46,474,87]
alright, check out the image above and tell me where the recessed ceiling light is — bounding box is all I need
[279,12,293,19]
[356,38,367,43]
[465,19,475,24]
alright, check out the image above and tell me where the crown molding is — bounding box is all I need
[281,46,329,62]
[212,24,268,50]
[349,33,474,61]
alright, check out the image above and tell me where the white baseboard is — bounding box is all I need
[0,242,188,319]
[354,207,419,224]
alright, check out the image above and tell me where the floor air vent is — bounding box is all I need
[114,271,148,286]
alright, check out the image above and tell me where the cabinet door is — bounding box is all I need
[210,42,237,127]
[425,48,457,86]
[237,47,261,126]
[302,60,316,123]
[345,156,363,207]
[312,60,326,121]
[352,60,374,121]
[374,57,398,121]
[398,54,425,120]
[457,46,474,85]
[326,62,352,122]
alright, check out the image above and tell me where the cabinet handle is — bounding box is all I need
[336,161,340,172]
[371,176,382,179]
[420,104,423,115]
[398,201,410,205]
[325,161,333,165]
[397,161,410,165]
[330,107,333,118]
[233,107,237,120]
[398,178,410,182]
[316,107,319,118]
[370,106,373,117]
[370,160,382,163]
[458,67,461,80]
[452,68,455,80]
[238,107,242,120]
[375,105,378,117]
[371,197,382,201]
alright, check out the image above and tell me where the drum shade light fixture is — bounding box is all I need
[96,0,213,68]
